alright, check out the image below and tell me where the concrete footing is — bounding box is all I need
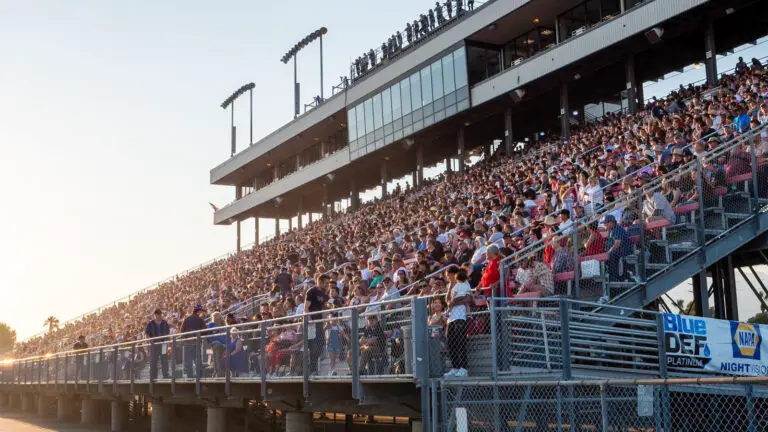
[206,407,227,432]
[21,393,33,413]
[81,398,98,425]
[151,401,172,432]
[286,411,312,432]
[111,401,128,432]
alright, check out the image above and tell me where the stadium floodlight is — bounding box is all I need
[281,27,328,118]
[220,82,255,156]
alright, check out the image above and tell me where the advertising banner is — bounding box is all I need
[662,313,768,376]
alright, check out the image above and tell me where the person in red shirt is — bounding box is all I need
[478,245,502,296]
[584,222,606,256]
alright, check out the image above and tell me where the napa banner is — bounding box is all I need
[662,313,768,376]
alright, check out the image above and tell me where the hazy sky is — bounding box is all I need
[0,1,766,341]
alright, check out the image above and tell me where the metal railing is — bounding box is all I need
[437,376,768,432]
[1,296,430,399]
[498,123,768,305]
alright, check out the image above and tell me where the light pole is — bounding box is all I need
[220,82,255,156]
[281,27,328,118]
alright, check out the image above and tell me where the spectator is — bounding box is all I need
[73,335,88,381]
[358,314,386,375]
[145,309,170,380]
[603,215,631,281]
[444,267,471,378]
[477,245,502,296]
[207,312,227,377]
[180,304,206,379]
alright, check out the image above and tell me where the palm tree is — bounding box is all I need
[44,316,59,334]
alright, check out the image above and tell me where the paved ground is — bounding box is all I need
[0,410,109,432]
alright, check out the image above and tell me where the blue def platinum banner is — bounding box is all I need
[663,313,768,376]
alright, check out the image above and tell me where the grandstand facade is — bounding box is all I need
[3,0,768,431]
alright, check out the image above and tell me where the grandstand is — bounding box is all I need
[3,0,768,431]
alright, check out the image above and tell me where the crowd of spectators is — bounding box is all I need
[14,57,767,364]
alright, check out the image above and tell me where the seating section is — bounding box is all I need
[15,59,768,381]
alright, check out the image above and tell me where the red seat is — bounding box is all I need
[675,202,700,214]
[554,271,574,282]
[645,219,671,231]
[713,187,727,197]
[727,173,752,184]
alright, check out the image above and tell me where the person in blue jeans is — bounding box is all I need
[180,304,206,379]
[604,215,632,281]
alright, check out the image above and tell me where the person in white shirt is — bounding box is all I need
[470,237,487,265]
[581,175,604,214]
[444,267,472,378]
[558,209,574,235]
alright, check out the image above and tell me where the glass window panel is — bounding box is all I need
[401,78,412,115]
[364,98,374,135]
[445,104,457,117]
[421,67,432,106]
[431,60,444,99]
[442,54,455,94]
[454,48,468,89]
[390,84,402,120]
[382,88,392,125]
[348,107,357,142]
[410,72,422,111]
[457,99,469,112]
[355,102,365,139]
[373,94,383,129]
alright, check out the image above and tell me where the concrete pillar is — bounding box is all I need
[150,402,171,432]
[207,407,227,432]
[81,399,98,425]
[57,396,72,421]
[235,187,243,253]
[21,393,32,413]
[111,401,128,432]
[445,157,452,173]
[380,162,388,198]
[37,395,50,417]
[504,107,514,156]
[286,411,312,432]
[457,127,465,173]
[560,83,570,140]
[625,54,638,114]
[704,20,718,87]
[412,171,418,188]
[275,218,280,237]
[412,420,423,432]
[350,180,360,211]
[297,199,304,230]
[416,146,424,186]
[483,141,492,160]
[254,217,259,245]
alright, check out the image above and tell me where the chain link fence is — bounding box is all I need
[438,377,768,432]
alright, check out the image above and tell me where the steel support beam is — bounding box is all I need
[704,20,718,86]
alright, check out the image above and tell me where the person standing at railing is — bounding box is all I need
[603,215,631,282]
[145,309,170,380]
[73,335,88,381]
[180,304,206,379]
[304,274,327,375]
[206,312,227,378]
[444,267,471,378]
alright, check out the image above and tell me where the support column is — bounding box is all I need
[711,264,725,319]
[704,20,718,87]
[412,171,418,188]
[0,393,7,409]
[445,157,452,173]
[416,146,424,186]
[297,199,304,230]
[57,396,72,421]
[625,54,638,114]
[21,393,32,413]
[322,185,329,216]
[254,217,260,245]
[207,407,227,432]
[111,401,128,432]
[350,180,360,211]
[380,162,388,198]
[504,107,514,156]
[288,217,293,232]
[722,256,739,321]
[37,395,50,417]
[560,83,570,140]
[235,187,243,253]
[692,271,710,317]
[274,218,280,237]
[286,411,312,432]
[150,402,172,432]
[457,128,466,173]
[81,399,98,425]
